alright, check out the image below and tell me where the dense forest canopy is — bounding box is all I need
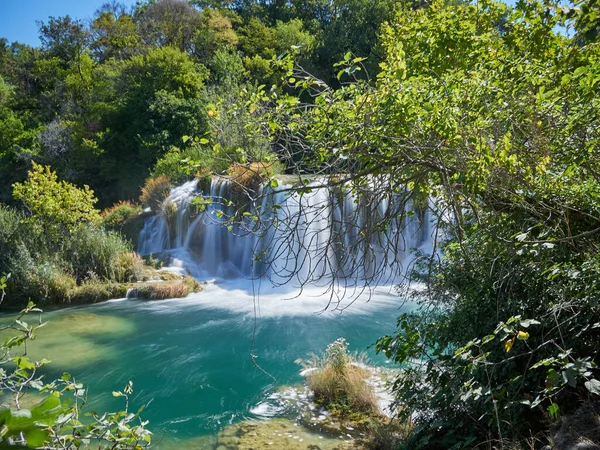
[0,0,399,206]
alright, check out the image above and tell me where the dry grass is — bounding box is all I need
[132,276,202,300]
[139,175,172,212]
[308,363,379,416]
[305,339,379,418]
[227,162,274,187]
[113,252,144,283]
[227,162,276,209]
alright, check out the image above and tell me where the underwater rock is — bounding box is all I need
[0,312,135,367]
[216,418,358,450]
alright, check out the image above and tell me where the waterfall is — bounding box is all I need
[137,177,436,290]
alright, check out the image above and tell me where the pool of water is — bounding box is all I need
[6,282,411,447]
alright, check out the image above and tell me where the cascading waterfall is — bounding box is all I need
[137,177,436,291]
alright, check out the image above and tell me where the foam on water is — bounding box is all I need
[137,177,437,300]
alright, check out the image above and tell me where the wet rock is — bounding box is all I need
[216,418,357,450]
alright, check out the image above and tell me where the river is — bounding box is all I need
[21,282,412,448]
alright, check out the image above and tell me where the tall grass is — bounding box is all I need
[65,226,134,282]
[139,176,172,212]
[305,338,379,417]
[131,276,201,300]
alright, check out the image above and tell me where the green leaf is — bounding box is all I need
[573,66,587,78]
[585,379,600,395]
[270,179,279,188]
[14,357,35,370]
[547,403,560,420]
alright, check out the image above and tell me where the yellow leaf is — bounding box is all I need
[517,331,529,340]
[505,337,515,353]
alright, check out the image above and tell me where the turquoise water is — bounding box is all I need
[18,282,410,447]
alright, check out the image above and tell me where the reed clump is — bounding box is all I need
[139,175,172,212]
[227,162,275,211]
[133,276,202,300]
[306,338,379,418]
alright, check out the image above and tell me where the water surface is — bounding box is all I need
[14,283,411,447]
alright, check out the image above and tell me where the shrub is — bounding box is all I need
[64,226,132,282]
[7,247,77,303]
[12,162,100,237]
[101,201,146,247]
[306,338,379,418]
[113,252,144,283]
[101,201,142,229]
[0,205,23,272]
[151,146,213,185]
[32,263,77,303]
[139,175,172,212]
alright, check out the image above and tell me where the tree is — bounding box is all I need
[90,7,141,62]
[12,162,99,237]
[90,46,209,201]
[193,9,238,62]
[136,0,202,53]
[242,0,600,446]
[37,16,89,68]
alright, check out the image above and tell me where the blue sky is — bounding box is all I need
[0,0,139,47]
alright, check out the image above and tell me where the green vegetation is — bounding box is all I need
[0,277,151,448]
[1,165,142,305]
[303,339,409,449]
[255,0,600,447]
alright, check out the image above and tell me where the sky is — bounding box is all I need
[0,0,139,47]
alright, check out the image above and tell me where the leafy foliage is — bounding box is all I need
[12,162,99,236]
[252,0,600,446]
[0,287,151,448]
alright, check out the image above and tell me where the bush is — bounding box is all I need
[101,201,146,247]
[306,338,379,418]
[139,175,172,212]
[0,205,23,272]
[7,246,77,303]
[101,201,142,229]
[113,252,144,283]
[12,162,100,237]
[151,146,211,185]
[64,226,133,282]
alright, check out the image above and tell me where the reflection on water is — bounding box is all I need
[0,312,135,368]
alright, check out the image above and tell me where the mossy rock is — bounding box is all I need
[217,418,357,450]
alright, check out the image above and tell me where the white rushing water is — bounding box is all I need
[137,177,436,304]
